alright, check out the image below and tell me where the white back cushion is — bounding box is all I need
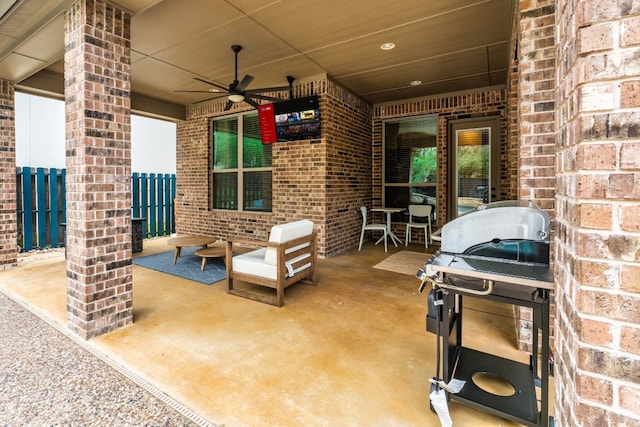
[264,219,314,265]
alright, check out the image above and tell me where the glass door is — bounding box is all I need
[448,117,500,219]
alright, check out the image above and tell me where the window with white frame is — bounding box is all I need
[211,112,272,212]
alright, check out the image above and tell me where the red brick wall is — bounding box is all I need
[176,78,371,258]
[517,1,557,213]
[323,79,372,256]
[0,80,17,271]
[507,14,520,202]
[177,85,512,257]
[515,0,558,353]
[64,0,133,339]
[555,0,640,424]
[176,86,504,257]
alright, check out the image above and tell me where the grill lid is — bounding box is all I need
[440,201,550,256]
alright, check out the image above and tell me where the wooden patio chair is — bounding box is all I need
[225,219,318,307]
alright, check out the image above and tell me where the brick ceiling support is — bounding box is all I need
[0,80,17,271]
[64,0,133,339]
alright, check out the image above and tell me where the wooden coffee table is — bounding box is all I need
[194,245,226,271]
[167,235,215,264]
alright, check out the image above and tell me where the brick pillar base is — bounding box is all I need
[64,0,132,339]
[0,80,17,271]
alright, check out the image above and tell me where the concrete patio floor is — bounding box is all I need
[0,236,552,426]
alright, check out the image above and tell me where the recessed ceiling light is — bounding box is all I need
[410,80,422,86]
[380,42,395,50]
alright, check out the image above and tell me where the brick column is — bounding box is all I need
[64,0,132,339]
[518,0,557,209]
[0,80,17,271]
[506,16,520,202]
[555,0,640,424]
[515,0,557,352]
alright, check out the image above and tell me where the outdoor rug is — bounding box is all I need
[132,246,226,285]
[373,250,429,276]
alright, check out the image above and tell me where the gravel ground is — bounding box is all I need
[0,291,206,427]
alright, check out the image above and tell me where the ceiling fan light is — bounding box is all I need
[228,94,244,102]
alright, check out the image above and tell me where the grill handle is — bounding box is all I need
[417,264,495,297]
[437,279,495,296]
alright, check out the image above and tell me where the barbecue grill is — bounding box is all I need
[417,201,554,427]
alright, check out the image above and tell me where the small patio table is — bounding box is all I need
[371,207,406,247]
[194,244,226,271]
[167,235,215,264]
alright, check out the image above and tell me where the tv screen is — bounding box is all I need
[259,95,321,143]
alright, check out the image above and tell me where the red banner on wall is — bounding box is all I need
[258,104,277,144]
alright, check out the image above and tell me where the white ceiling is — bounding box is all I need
[0,0,514,117]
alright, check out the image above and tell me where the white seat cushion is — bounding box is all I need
[233,248,311,280]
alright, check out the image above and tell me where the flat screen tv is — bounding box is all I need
[258,95,321,143]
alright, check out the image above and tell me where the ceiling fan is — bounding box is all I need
[177,44,294,110]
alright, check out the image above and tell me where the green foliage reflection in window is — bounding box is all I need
[411,147,437,183]
[212,113,272,212]
[213,117,238,170]
[456,129,490,178]
[243,114,271,168]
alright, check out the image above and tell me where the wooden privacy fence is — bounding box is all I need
[132,172,176,238]
[16,167,176,252]
[16,167,66,252]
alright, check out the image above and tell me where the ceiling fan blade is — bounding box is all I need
[244,97,260,109]
[191,94,231,104]
[203,94,230,100]
[175,90,222,93]
[248,93,284,102]
[245,85,290,94]
[235,74,254,92]
[193,77,229,92]
[223,99,234,111]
